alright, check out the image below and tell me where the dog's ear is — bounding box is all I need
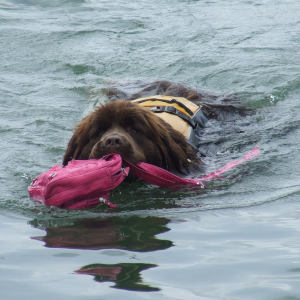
[144,113,199,174]
[159,126,199,174]
[62,116,97,166]
[62,134,78,166]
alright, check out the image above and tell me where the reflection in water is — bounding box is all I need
[30,216,172,292]
[76,263,159,291]
[31,216,172,251]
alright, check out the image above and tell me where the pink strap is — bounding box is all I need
[128,146,260,188]
[198,146,260,181]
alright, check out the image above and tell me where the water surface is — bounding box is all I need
[0,0,300,299]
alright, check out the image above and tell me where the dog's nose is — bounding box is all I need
[104,135,123,147]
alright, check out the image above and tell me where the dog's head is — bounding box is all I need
[63,100,199,174]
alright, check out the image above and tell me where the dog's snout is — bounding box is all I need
[89,127,144,161]
[104,134,123,148]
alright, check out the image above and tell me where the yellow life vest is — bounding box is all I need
[132,95,207,148]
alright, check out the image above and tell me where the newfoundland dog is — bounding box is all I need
[63,81,246,175]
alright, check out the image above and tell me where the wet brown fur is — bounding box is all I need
[63,100,198,174]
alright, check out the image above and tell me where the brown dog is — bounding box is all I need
[63,81,246,174]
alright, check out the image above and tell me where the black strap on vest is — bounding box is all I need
[135,98,194,116]
[149,105,197,129]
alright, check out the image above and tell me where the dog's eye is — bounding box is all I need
[129,128,138,135]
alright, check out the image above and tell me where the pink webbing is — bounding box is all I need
[198,146,260,182]
[130,146,260,188]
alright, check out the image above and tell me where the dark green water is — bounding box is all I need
[1,0,300,299]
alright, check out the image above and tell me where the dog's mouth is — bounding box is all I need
[89,142,143,182]
[89,142,145,165]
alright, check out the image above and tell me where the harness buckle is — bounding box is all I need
[121,167,128,176]
[150,106,163,112]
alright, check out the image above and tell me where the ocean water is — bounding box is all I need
[0,0,300,299]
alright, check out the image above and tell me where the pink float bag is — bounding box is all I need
[28,154,129,209]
